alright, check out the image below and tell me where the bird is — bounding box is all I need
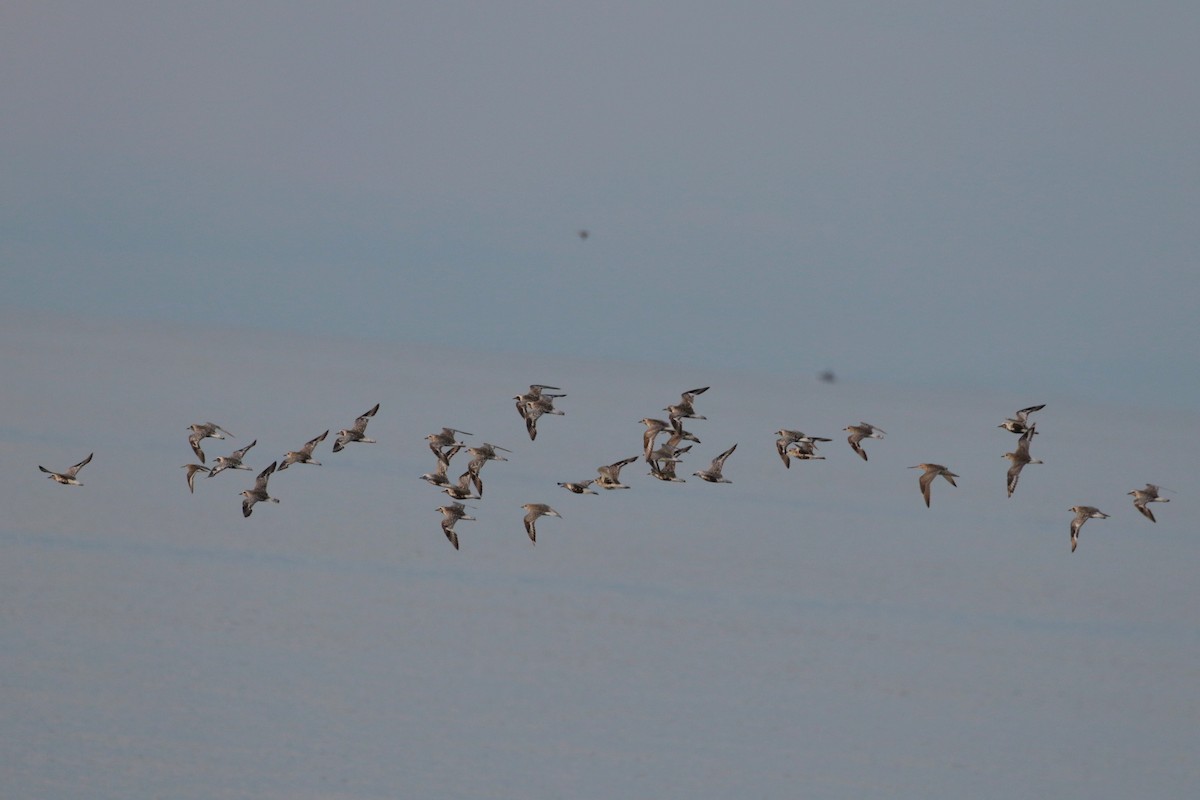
[240,461,279,518]
[440,471,480,500]
[693,443,738,483]
[1002,426,1042,497]
[426,427,472,458]
[517,393,564,441]
[207,440,257,478]
[1128,484,1170,523]
[332,403,380,452]
[639,418,673,460]
[909,463,959,507]
[515,384,565,412]
[558,479,599,495]
[420,457,455,487]
[38,453,93,486]
[420,444,464,487]
[278,430,329,470]
[665,386,709,421]
[647,441,691,474]
[577,229,589,240]
[647,447,689,482]
[844,423,885,461]
[436,502,475,551]
[782,439,826,464]
[464,456,490,498]
[596,456,639,489]
[467,442,511,462]
[1069,506,1109,552]
[999,404,1045,435]
[775,430,831,468]
[186,422,234,463]
[181,463,208,493]
[521,503,562,544]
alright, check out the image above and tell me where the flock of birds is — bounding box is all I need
[36,391,1172,553]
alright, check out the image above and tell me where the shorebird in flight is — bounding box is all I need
[39,453,93,486]
[278,430,329,470]
[665,386,709,421]
[1002,426,1042,497]
[333,403,380,452]
[1069,506,1109,552]
[596,456,639,489]
[181,463,208,493]
[999,404,1045,435]
[187,422,234,463]
[558,479,599,495]
[521,503,562,544]
[240,461,279,518]
[437,502,475,551]
[909,463,959,507]
[207,440,257,478]
[844,423,885,461]
[1128,484,1170,523]
[775,430,831,468]
[693,443,738,483]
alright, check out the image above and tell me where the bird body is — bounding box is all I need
[521,503,561,543]
[558,479,598,495]
[181,463,208,493]
[208,440,257,477]
[187,423,233,463]
[333,403,379,452]
[999,404,1045,435]
[279,430,329,469]
[39,452,93,486]
[1069,506,1109,552]
[1002,426,1042,497]
[437,502,476,550]
[775,430,830,467]
[693,443,737,483]
[1128,484,1169,522]
[596,456,639,489]
[910,463,959,507]
[240,461,279,517]
[665,386,709,421]
[844,423,885,461]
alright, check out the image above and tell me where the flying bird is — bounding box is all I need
[558,479,599,495]
[181,463,208,493]
[1128,484,1169,523]
[426,427,472,458]
[440,471,481,500]
[240,461,279,518]
[665,386,710,421]
[436,502,475,551]
[775,430,831,468]
[596,456,639,489]
[516,390,565,441]
[278,430,329,470]
[38,452,93,486]
[207,440,257,478]
[333,403,380,452]
[1069,506,1109,552]
[521,503,562,544]
[844,423,885,461]
[693,443,738,483]
[999,404,1045,435]
[909,463,959,507]
[187,422,234,463]
[1002,426,1042,497]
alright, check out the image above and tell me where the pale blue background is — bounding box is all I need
[3,5,1199,797]
[4,1,1198,406]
